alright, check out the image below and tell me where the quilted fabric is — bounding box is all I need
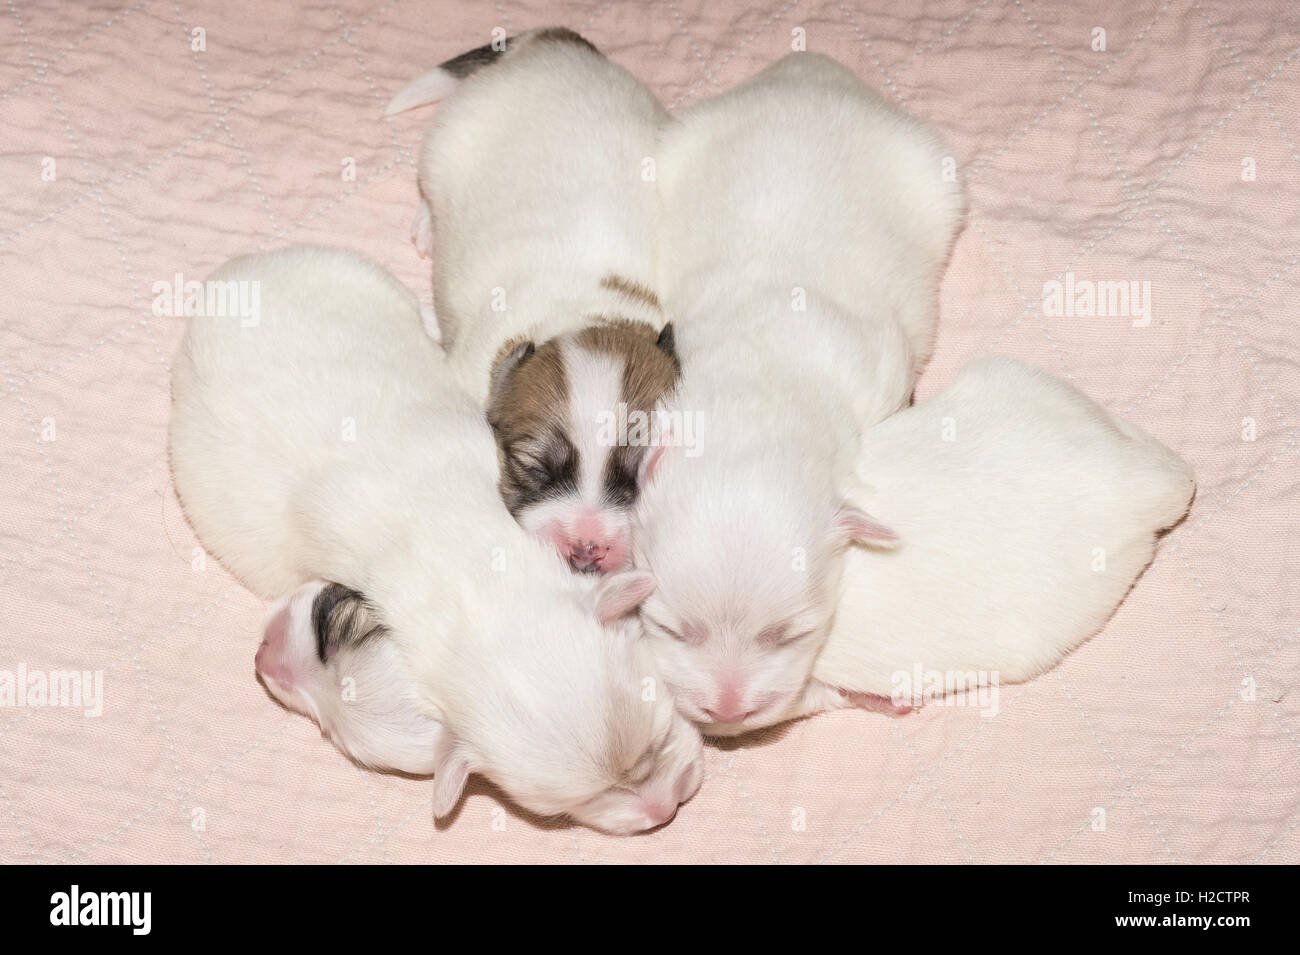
[1,0,1296,864]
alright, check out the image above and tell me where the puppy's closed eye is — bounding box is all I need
[756,622,816,647]
[311,583,388,664]
[601,446,643,509]
[506,434,577,494]
[645,614,707,646]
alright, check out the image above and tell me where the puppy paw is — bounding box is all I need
[419,302,440,341]
[411,204,434,259]
[843,691,914,716]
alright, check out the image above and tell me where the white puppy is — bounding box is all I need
[169,246,703,834]
[637,54,966,734]
[388,28,679,575]
[806,356,1195,711]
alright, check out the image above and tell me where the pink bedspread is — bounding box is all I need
[2,0,1297,864]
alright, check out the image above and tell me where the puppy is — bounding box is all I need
[806,356,1195,712]
[637,54,966,735]
[169,246,703,834]
[388,28,679,574]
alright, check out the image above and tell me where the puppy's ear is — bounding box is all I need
[431,729,476,817]
[638,413,675,487]
[654,322,679,373]
[487,340,535,421]
[639,443,669,487]
[832,503,898,548]
[589,569,657,624]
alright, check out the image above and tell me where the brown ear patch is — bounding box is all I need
[487,338,570,435]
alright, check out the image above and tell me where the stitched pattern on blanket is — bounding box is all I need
[1,0,1296,863]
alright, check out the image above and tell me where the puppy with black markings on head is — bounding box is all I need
[387,28,678,574]
[169,246,703,835]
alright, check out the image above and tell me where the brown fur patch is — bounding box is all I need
[600,274,661,311]
[487,337,570,438]
[487,339,575,515]
[574,321,679,415]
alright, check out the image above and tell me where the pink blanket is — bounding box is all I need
[2,0,1296,864]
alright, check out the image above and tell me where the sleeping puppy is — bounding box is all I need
[804,356,1195,718]
[638,54,966,735]
[170,246,703,834]
[387,28,678,574]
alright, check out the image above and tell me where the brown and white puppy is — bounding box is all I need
[388,30,678,574]
[488,298,678,573]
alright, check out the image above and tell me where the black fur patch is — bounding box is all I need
[654,322,679,373]
[531,27,599,53]
[311,583,388,664]
[436,28,598,80]
[499,430,580,515]
[437,39,512,78]
[601,444,643,509]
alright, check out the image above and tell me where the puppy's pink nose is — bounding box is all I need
[254,628,294,688]
[704,704,753,724]
[704,680,751,724]
[255,639,290,685]
[568,540,608,573]
[642,800,677,827]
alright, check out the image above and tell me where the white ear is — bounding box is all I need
[591,570,657,624]
[431,731,474,818]
[639,442,670,486]
[640,396,685,488]
[834,504,898,547]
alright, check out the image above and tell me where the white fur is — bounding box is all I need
[809,356,1195,702]
[565,342,626,501]
[169,246,702,834]
[410,35,668,394]
[638,54,965,734]
[654,53,965,373]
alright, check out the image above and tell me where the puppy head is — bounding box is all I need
[428,570,703,834]
[634,459,896,735]
[257,573,704,834]
[487,320,679,574]
[256,581,447,775]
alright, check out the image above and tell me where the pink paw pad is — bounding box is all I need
[844,691,914,715]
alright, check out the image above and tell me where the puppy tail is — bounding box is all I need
[384,28,599,116]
